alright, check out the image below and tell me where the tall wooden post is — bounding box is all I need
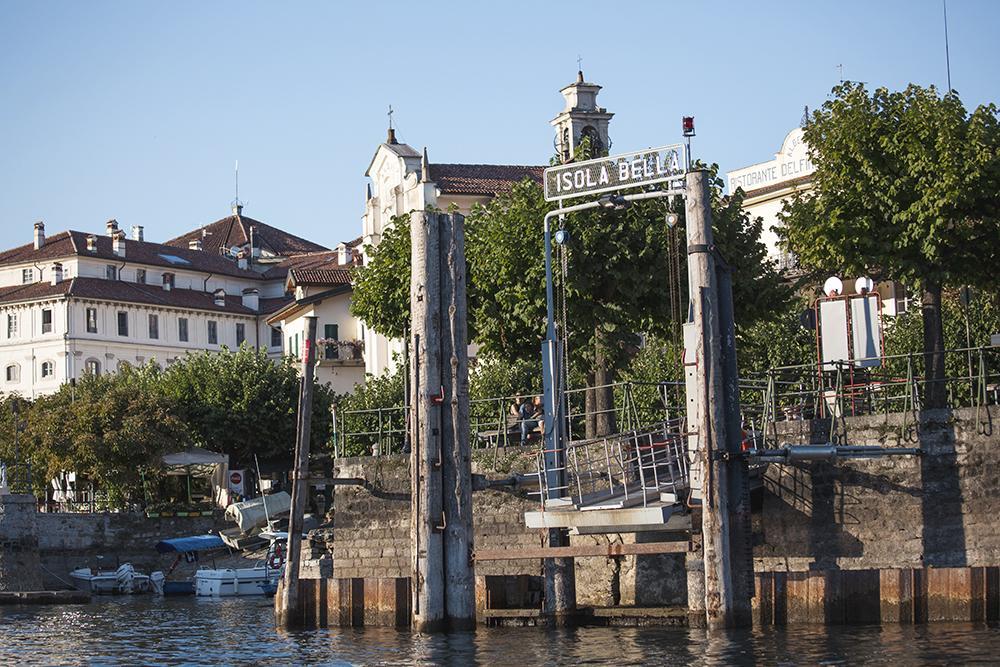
[410,210,445,633]
[439,212,476,629]
[685,170,744,629]
[276,314,317,629]
[410,210,476,632]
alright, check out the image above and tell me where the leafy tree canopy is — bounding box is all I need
[781,82,1000,290]
[158,346,335,466]
[780,82,1000,406]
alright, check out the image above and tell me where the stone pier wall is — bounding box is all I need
[323,449,684,609]
[36,512,228,587]
[0,495,43,591]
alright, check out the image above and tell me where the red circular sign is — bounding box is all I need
[230,472,242,486]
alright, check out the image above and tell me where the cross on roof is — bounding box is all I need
[387,105,394,130]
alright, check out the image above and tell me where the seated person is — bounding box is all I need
[520,396,544,444]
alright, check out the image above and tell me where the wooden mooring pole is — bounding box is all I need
[410,209,476,632]
[276,314,318,629]
[685,169,752,629]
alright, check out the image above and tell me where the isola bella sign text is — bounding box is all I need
[543,144,686,202]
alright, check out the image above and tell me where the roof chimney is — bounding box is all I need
[241,288,259,312]
[106,219,119,236]
[131,225,144,242]
[162,272,173,291]
[112,230,126,258]
[249,226,261,258]
[213,289,226,306]
[337,243,352,265]
[237,253,248,270]
[50,262,63,286]
[188,239,202,251]
[232,203,243,216]
[387,127,397,144]
[86,234,97,253]
[33,221,45,250]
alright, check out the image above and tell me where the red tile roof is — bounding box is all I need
[0,231,263,280]
[164,212,328,257]
[429,163,545,196]
[261,249,357,285]
[0,277,261,315]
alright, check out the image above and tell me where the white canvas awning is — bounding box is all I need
[162,448,228,469]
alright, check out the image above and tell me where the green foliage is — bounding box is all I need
[736,297,816,376]
[21,364,187,506]
[334,365,405,457]
[884,290,1000,370]
[159,345,334,466]
[781,82,1000,292]
[350,214,411,339]
[469,354,539,402]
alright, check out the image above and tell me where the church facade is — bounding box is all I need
[359,71,613,377]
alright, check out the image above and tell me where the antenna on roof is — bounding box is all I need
[232,160,243,215]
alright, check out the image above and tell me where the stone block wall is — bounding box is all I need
[36,511,228,586]
[326,448,682,608]
[754,406,1000,572]
[0,495,43,591]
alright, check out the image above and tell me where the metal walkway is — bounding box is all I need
[525,419,691,534]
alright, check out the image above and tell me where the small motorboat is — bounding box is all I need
[194,532,287,598]
[69,563,152,595]
[152,534,230,596]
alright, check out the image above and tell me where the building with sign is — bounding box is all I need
[725,126,816,271]
[358,71,614,377]
[726,127,908,315]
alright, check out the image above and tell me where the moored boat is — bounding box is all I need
[69,563,151,595]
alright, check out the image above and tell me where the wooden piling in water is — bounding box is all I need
[409,210,475,632]
[276,315,318,629]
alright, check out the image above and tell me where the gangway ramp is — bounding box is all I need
[525,420,691,535]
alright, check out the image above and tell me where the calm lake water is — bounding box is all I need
[1,597,999,665]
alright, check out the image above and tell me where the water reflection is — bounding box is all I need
[0,597,998,666]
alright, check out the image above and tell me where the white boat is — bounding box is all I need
[69,563,152,595]
[193,532,287,597]
[194,565,280,597]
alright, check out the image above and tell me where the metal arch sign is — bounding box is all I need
[543,144,686,202]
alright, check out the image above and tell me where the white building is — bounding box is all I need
[266,243,365,395]
[359,71,611,377]
[0,208,347,397]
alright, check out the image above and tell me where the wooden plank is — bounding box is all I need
[474,541,690,561]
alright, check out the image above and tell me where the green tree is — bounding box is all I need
[350,214,412,340]
[21,364,187,507]
[352,164,788,435]
[159,346,335,466]
[334,365,405,457]
[781,82,1000,407]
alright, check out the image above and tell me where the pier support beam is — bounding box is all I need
[410,210,476,632]
[276,315,318,629]
[685,169,752,629]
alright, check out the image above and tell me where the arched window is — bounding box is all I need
[40,361,54,378]
[5,364,19,383]
[580,125,604,157]
[84,359,101,376]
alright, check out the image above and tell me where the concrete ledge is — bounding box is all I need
[0,590,90,605]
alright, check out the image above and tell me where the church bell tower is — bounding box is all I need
[551,70,614,163]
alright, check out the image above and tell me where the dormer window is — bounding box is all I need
[22,268,34,284]
[106,265,118,281]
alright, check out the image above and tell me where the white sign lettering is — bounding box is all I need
[544,144,686,201]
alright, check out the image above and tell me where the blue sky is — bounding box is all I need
[1,1,997,251]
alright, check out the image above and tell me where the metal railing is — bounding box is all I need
[0,461,32,495]
[331,345,1000,458]
[740,345,1000,445]
[532,419,690,510]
